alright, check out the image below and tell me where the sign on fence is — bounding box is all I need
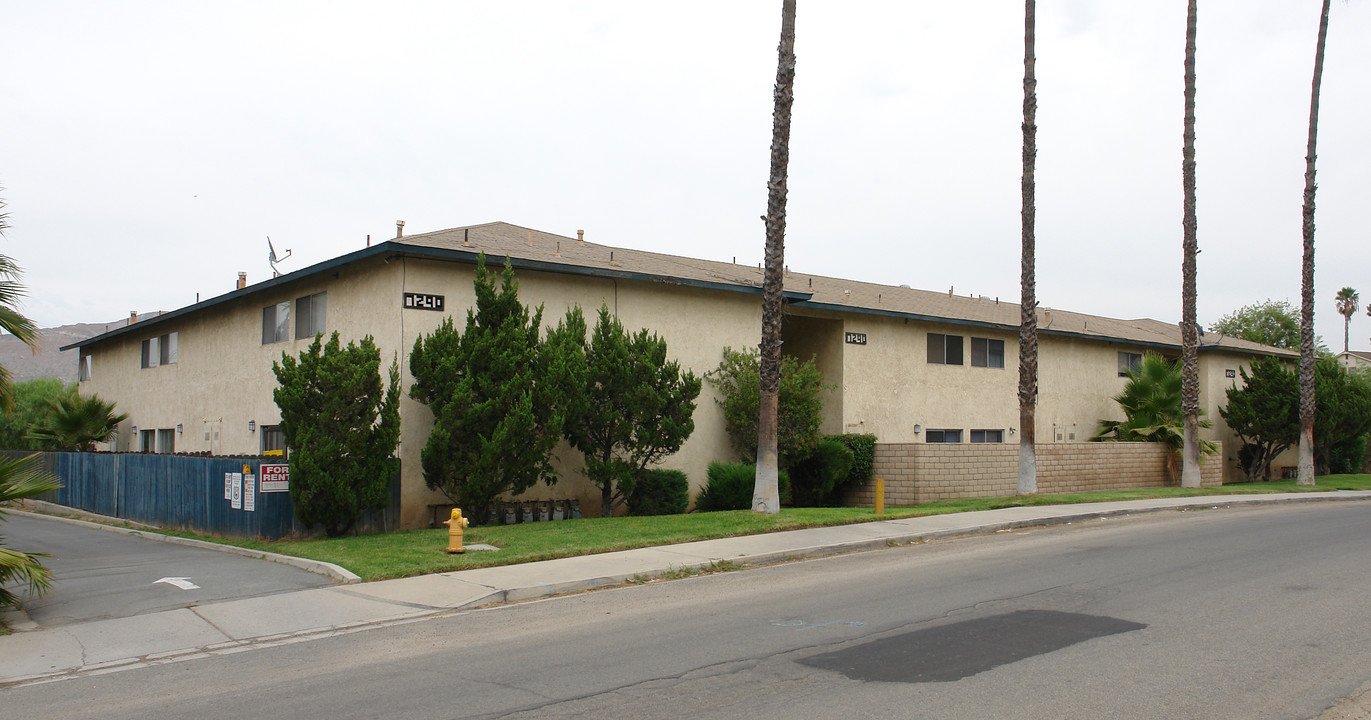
[243,474,256,512]
[230,472,242,509]
[260,464,289,492]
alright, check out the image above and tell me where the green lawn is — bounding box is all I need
[179,474,1371,582]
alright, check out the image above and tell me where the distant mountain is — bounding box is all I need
[0,314,163,382]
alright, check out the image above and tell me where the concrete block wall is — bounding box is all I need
[848,441,1223,507]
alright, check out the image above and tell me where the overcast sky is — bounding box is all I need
[2,1,1367,349]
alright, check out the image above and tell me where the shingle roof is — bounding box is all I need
[396,222,1297,358]
[64,220,1296,359]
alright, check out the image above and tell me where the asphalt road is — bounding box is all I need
[1,513,334,627]
[5,502,1371,719]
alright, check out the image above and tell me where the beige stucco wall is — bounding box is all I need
[833,317,1166,448]
[78,252,1289,534]
[78,259,402,458]
[78,256,770,530]
[835,316,1020,441]
[392,257,764,527]
[782,312,845,435]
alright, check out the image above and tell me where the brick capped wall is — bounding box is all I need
[848,441,1223,507]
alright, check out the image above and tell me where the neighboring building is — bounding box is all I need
[65,222,1296,529]
[1336,350,1371,372]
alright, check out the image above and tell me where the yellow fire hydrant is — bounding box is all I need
[444,508,470,554]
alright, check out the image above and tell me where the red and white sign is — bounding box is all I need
[260,464,290,493]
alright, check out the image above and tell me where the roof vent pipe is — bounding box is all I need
[237,272,247,290]
[129,310,138,324]
[577,229,585,244]
[396,220,405,238]
[1043,310,1054,329]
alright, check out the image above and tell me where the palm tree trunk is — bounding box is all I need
[1180,0,1202,489]
[1297,0,1331,488]
[1017,0,1039,495]
[755,0,797,514]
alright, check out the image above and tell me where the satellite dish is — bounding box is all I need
[267,236,292,277]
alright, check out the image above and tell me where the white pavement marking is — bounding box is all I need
[154,577,200,590]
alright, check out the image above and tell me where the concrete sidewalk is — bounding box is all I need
[3,490,1369,687]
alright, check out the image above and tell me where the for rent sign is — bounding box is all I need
[260,464,290,492]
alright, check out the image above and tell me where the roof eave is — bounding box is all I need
[61,242,400,351]
[62,241,814,352]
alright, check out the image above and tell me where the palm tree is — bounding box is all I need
[1179,0,1202,489]
[754,0,797,514]
[27,391,128,451]
[1017,0,1039,494]
[0,454,62,610]
[1297,0,1332,488]
[1335,287,1359,352]
[0,190,40,410]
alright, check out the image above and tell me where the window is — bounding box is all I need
[139,429,156,453]
[970,429,1004,443]
[295,292,327,340]
[261,425,286,456]
[157,428,176,454]
[141,337,158,369]
[159,333,178,365]
[927,333,964,365]
[78,355,92,382]
[1118,351,1143,377]
[926,429,962,443]
[971,337,1005,368]
[262,301,291,344]
[140,333,177,368]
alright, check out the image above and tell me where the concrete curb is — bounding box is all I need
[438,490,1371,607]
[7,504,360,584]
[3,490,1370,688]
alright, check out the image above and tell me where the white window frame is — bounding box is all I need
[295,292,327,340]
[262,301,291,344]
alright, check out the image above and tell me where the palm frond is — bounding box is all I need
[0,453,61,607]
[0,547,54,607]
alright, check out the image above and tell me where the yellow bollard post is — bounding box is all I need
[444,508,470,554]
[874,478,885,516]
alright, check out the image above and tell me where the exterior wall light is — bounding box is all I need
[248,420,256,432]
[913,424,922,434]
[176,424,183,435]
[1009,427,1017,435]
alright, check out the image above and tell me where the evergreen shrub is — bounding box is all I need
[697,462,788,512]
[832,433,876,485]
[788,438,855,506]
[627,469,690,516]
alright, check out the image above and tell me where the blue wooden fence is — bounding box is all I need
[9,451,400,540]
